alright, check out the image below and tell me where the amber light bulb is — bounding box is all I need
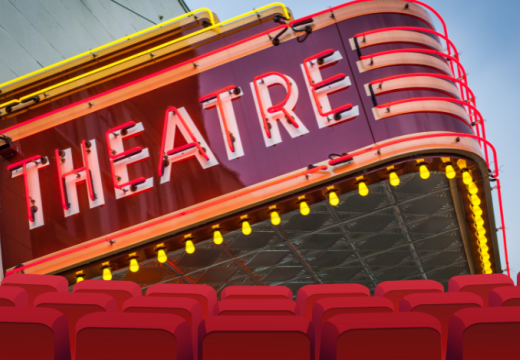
[102,267,112,281]
[213,230,223,245]
[157,248,168,263]
[445,164,456,179]
[462,170,472,185]
[76,274,85,283]
[389,171,400,187]
[300,201,310,216]
[468,182,478,195]
[242,220,252,235]
[129,258,139,273]
[185,240,195,254]
[270,210,281,226]
[358,181,369,196]
[419,164,430,179]
[329,191,340,206]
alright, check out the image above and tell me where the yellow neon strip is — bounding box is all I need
[0,8,215,90]
[0,3,290,111]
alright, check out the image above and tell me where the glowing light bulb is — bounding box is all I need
[270,210,281,226]
[358,181,369,197]
[483,268,493,274]
[470,194,481,207]
[213,230,223,245]
[329,191,340,206]
[468,182,478,195]
[389,171,400,187]
[478,237,488,246]
[300,201,310,216]
[482,260,491,269]
[461,170,472,185]
[419,164,430,179]
[445,164,456,179]
[102,267,112,281]
[476,226,486,236]
[129,258,139,273]
[157,248,168,263]
[185,240,195,254]
[474,216,484,227]
[472,205,483,217]
[76,275,85,283]
[242,220,252,235]
[478,244,489,253]
[480,253,491,262]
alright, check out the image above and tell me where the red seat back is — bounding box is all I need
[321,312,442,360]
[199,316,314,360]
[217,299,296,316]
[220,286,292,300]
[35,292,117,357]
[448,274,514,306]
[401,292,482,359]
[146,283,217,318]
[489,286,520,307]
[73,280,141,311]
[296,284,370,320]
[1,274,68,306]
[447,307,520,360]
[312,297,393,360]
[375,280,444,311]
[123,297,202,359]
[0,307,70,360]
[75,312,192,360]
[0,286,28,307]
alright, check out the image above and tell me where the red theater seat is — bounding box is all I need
[296,284,370,320]
[220,286,292,300]
[0,307,70,360]
[75,312,192,360]
[0,286,28,307]
[216,299,296,316]
[489,286,520,307]
[448,274,514,306]
[400,292,482,359]
[73,280,141,311]
[35,292,117,357]
[312,297,393,360]
[146,283,217,318]
[1,274,68,306]
[375,280,444,311]
[446,307,520,360]
[199,315,314,360]
[123,297,202,360]
[320,312,442,360]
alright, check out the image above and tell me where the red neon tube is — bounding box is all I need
[7,155,44,223]
[199,85,239,153]
[5,164,328,276]
[302,49,353,118]
[105,121,143,161]
[253,71,298,139]
[109,160,146,190]
[158,106,210,177]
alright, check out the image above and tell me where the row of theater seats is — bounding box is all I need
[0,273,519,359]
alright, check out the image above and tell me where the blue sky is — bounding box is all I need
[186,0,520,281]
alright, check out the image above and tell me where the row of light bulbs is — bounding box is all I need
[74,157,492,283]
